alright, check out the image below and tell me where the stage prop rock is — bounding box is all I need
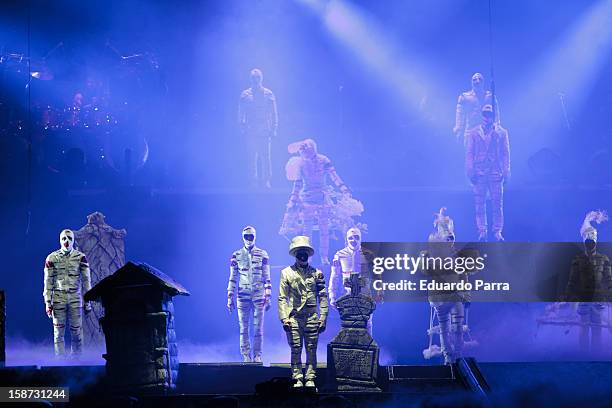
[75,211,127,348]
[0,291,5,367]
[85,262,189,393]
[327,276,381,392]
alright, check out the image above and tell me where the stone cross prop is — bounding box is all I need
[327,273,381,392]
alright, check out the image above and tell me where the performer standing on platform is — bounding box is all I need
[329,227,382,334]
[465,104,510,242]
[280,139,352,265]
[453,72,500,145]
[227,226,272,363]
[238,68,278,188]
[423,208,469,365]
[278,236,329,390]
[565,210,611,353]
[43,229,92,357]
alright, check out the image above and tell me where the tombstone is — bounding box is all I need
[75,211,127,348]
[327,274,381,392]
[0,291,5,368]
[84,262,189,393]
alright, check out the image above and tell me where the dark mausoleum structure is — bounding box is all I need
[85,262,189,394]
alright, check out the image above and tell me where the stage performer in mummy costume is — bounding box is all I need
[465,104,510,242]
[238,68,278,188]
[280,138,362,265]
[43,229,92,357]
[453,72,500,145]
[329,226,382,334]
[565,210,612,352]
[422,208,473,365]
[227,226,272,363]
[278,236,329,390]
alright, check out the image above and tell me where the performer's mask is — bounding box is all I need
[242,226,256,249]
[482,104,495,125]
[299,139,317,159]
[346,227,361,250]
[295,249,310,263]
[59,229,75,252]
[250,69,263,88]
[584,238,597,254]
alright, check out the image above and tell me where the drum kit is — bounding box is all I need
[0,43,157,184]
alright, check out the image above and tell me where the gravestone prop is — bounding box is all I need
[75,212,127,348]
[85,262,189,393]
[327,273,381,392]
[0,291,5,367]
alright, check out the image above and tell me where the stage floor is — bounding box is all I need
[1,361,611,407]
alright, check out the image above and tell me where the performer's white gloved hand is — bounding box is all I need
[227,293,236,313]
[453,127,462,141]
[264,295,271,311]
